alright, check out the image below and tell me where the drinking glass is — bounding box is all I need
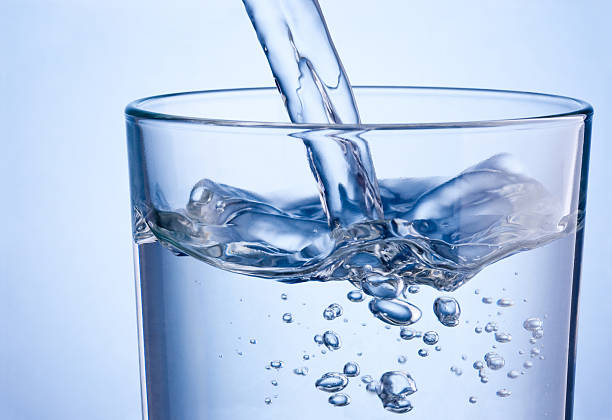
[126,86,592,420]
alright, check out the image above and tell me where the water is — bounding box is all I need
[133,0,581,418]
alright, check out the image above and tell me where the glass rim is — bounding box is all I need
[125,85,593,130]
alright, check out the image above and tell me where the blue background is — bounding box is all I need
[1,1,610,419]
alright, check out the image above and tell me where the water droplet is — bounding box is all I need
[347,290,364,302]
[264,397,272,405]
[314,334,324,344]
[485,322,498,333]
[423,331,439,345]
[397,355,407,364]
[482,297,494,304]
[328,393,350,407]
[523,318,543,331]
[342,362,359,377]
[249,339,256,344]
[418,349,428,357]
[369,298,422,326]
[469,396,478,404]
[315,372,348,392]
[293,367,309,376]
[523,361,533,369]
[497,298,514,307]
[280,293,287,300]
[323,303,343,320]
[407,285,420,294]
[495,332,512,343]
[497,388,512,397]
[377,371,417,414]
[475,326,483,334]
[270,360,283,369]
[271,380,278,386]
[507,370,520,378]
[323,331,341,351]
[282,313,293,323]
[484,352,505,370]
[473,361,484,369]
[362,276,403,299]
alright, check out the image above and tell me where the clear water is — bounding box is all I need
[133,0,581,418]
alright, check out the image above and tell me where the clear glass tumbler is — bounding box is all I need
[126,87,592,420]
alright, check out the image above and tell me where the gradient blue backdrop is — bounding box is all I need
[1,1,611,419]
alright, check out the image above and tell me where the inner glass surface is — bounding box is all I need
[127,86,591,126]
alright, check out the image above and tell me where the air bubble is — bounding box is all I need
[469,396,478,404]
[423,331,439,345]
[280,293,287,300]
[407,285,420,294]
[377,371,417,414]
[484,352,505,370]
[282,313,293,323]
[497,298,514,307]
[314,334,324,344]
[369,298,422,326]
[328,393,350,407]
[418,349,428,357]
[264,397,272,405]
[315,372,348,392]
[523,361,533,369]
[343,362,360,377]
[323,331,341,351]
[473,361,484,370]
[347,290,364,302]
[398,355,407,364]
[495,332,512,343]
[482,297,494,304]
[400,328,420,340]
[497,388,512,397]
[507,370,520,379]
[271,380,278,386]
[362,276,403,299]
[270,360,283,369]
[475,326,483,334]
[530,348,541,357]
[523,318,543,331]
[532,328,544,339]
[433,297,461,327]
[249,339,256,344]
[361,375,373,384]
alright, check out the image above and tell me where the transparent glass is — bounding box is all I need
[126,87,592,420]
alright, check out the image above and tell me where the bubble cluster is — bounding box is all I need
[323,303,343,320]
